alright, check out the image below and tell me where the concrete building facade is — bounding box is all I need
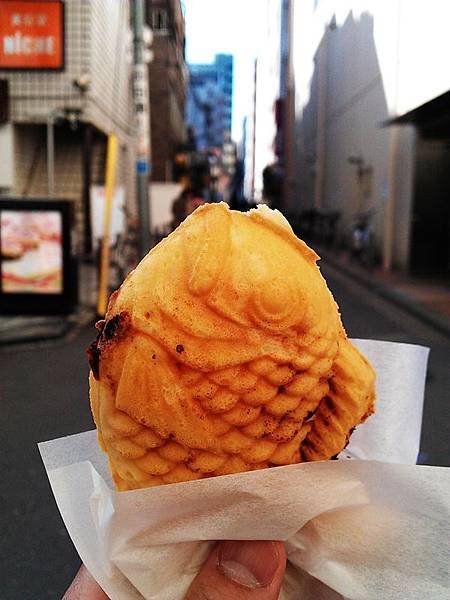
[0,0,135,253]
[291,0,450,274]
[240,0,299,206]
[253,2,281,203]
[145,0,187,182]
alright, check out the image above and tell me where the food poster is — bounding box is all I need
[0,210,63,293]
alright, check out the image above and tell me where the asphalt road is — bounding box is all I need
[1,326,95,600]
[321,263,450,468]
[1,260,449,599]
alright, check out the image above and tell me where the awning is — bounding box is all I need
[382,90,450,138]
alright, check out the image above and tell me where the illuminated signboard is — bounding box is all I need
[0,1,64,70]
[1,208,63,294]
[0,199,76,314]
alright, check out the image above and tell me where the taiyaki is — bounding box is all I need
[88,203,375,490]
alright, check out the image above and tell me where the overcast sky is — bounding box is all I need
[183,0,268,141]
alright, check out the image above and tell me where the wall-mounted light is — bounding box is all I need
[72,75,91,93]
[347,155,364,166]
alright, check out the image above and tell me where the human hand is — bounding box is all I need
[62,564,108,599]
[184,540,286,600]
[63,540,286,600]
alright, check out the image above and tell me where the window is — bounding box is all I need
[152,8,169,32]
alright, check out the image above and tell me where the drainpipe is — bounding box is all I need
[314,34,327,210]
[383,125,399,271]
[82,122,93,255]
[283,0,295,212]
[46,110,57,197]
[383,0,402,272]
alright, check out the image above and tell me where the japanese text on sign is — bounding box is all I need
[0,1,64,69]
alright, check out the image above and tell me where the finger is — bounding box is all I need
[184,540,286,600]
[62,564,109,600]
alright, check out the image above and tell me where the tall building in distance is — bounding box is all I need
[291,1,450,273]
[242,1,282,202]
[145,0,188,182]
[186,53,233,150]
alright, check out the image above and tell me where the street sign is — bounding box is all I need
[136,159,149,174]
[0,1,64,70]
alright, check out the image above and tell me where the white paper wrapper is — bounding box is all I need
[39,340,450,600]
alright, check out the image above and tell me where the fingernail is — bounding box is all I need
[217,541,280,588]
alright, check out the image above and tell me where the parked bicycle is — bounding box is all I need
[109,206,140,287]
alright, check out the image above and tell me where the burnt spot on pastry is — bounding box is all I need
[300,440,320,461]
[86,312,130,380]
[328,379,338,394]
[102,311,130,341]
[324,396,336,413]
[86,318,106,379]
[87,337,101,380]
[176,344,185,353]
[304,410,316,422]
[343,426,356,450]
[301,437,314,449]
[361,401,375,421]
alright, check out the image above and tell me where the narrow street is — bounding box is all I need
[321,262,450,468]
[0,259,449,599]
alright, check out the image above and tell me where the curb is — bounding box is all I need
[317,246,450,339]
[0,306,96,347]
[0,317,71,346]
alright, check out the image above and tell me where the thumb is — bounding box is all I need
[62,565,109,600]
[184,540,286,600]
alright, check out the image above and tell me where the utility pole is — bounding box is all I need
[250,59,257,200]
[46,111,55,197]
[314,34,327,212]
[131,0,152,258]
[283,0,295,213]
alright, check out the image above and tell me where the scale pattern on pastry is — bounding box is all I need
[88,203,375,491]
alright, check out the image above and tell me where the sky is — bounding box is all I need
[183,0,268,142]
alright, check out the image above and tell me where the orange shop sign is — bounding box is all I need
[0,1,64,69]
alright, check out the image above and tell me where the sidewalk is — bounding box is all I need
[0,261,96,345]
[317,245,450,338]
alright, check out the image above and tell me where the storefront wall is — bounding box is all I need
[292,0,450,270]
[0,0,136,248]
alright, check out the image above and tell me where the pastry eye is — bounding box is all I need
[251,277,302,328]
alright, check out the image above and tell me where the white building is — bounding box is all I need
[243,0,282,202]
[0,0,135,254]
[291,0,450,274]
